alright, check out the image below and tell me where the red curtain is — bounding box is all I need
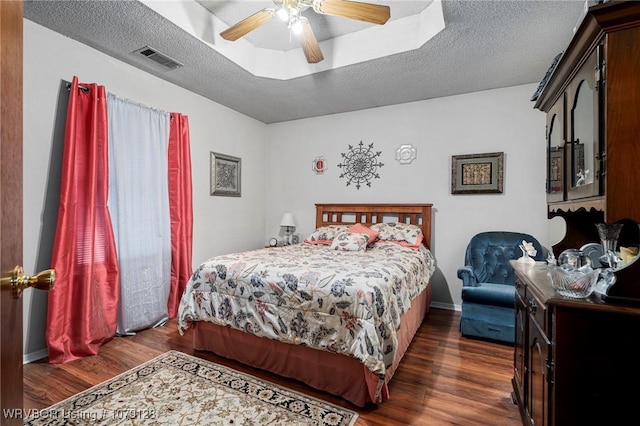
[46,76,120,363]
[167,113,193,318]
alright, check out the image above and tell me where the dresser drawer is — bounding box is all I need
[515,277,526,300]
[514,273,547,331]
[526,291,546,331]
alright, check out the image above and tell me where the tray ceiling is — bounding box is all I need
[23,0,588,124]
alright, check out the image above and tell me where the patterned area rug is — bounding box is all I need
[25,350,358,425]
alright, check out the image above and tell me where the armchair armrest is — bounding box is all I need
[457,266,478,287]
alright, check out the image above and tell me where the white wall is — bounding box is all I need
[265,85,562,309]
[22,20,266,360]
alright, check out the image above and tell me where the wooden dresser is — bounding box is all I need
[513,2,640,424]
[511,261,640,426]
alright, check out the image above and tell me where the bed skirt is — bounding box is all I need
[192,283,431,407]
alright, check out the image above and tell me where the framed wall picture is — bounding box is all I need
[210,152,241,197]
[451,152,504,194]
[548,146,563,195]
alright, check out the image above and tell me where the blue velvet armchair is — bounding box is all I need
[458,231,546,344]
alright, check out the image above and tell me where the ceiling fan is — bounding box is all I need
[220,0,391,64]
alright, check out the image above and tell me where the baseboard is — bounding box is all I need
[23,348,48,364]
[430,301,461,311]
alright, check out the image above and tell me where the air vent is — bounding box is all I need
[134,46,183,70]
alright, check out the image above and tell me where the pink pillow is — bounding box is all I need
[392,233,424,251]
[348,223,379,244]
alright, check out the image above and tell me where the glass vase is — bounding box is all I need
[596,222,623,267]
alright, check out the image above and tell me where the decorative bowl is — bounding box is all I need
[548,266,600,299]
[558,249,591,268]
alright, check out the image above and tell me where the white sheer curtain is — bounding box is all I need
[107,93,171,335]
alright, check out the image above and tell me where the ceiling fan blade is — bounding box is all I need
[220,8,275,41]
[300,18,324,63]
[314,0,390,25]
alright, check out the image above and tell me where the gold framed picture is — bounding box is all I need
[451,152,504,194]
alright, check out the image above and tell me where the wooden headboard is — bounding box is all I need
[315,203,433,249]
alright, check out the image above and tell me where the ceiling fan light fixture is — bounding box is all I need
[291,18,304,35]
[276,7,289,21]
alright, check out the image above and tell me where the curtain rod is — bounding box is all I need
[64,82,174,119]
[65,82,89,93]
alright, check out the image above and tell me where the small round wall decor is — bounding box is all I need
[337,141,384,189]
[395,144,417,164]
[312,156,327,174]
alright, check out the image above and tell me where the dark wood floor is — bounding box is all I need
[23,308,522,425]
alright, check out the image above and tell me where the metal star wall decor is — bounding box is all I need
[337,141,384,189]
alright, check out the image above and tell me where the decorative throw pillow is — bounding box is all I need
[329,231,369,252]
[304,225,351,245]
[370,222,423,250]
[347,223,379,244]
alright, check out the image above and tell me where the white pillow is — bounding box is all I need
[329,231,369,252]
[369,222,423,249]
[304,225,351,245]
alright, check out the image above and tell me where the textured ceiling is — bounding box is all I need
[23,0,588,124]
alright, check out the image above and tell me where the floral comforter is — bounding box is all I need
[177,242,435,377]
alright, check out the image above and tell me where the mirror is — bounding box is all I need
[570,79,595,188]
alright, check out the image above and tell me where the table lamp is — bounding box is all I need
[280,213,296,245]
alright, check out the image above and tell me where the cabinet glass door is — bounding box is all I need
[547,98,564,203]
[566,49,601,200]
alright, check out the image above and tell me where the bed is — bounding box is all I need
[177,203,435,407]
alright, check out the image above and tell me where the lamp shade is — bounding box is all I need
[280,213,296,228]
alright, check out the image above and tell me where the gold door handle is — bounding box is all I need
[1,266,55,299]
